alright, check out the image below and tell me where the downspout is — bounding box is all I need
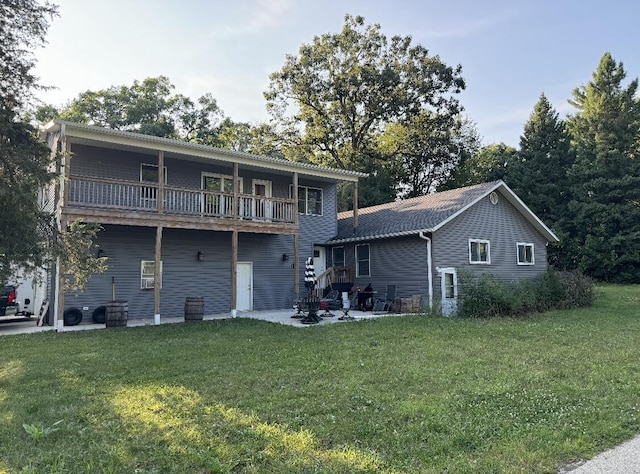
[418,232,433,310]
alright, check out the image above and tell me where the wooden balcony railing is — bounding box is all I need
[67,177,296,224]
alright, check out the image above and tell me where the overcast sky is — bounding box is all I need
[33,0,639,147]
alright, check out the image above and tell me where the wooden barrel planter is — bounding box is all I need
[105,301,128,327]
[184,296,204,322]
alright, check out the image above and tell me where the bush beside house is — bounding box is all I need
[457,269,593,318]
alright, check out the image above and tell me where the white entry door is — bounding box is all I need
[313,246,327,288]
[237,262,253,311]
[440,267,458,317]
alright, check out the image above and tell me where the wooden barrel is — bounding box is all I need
[184,296,204,321]
[105,301,128,327]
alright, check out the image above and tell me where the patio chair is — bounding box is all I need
[373,285,397,313]
[301,294,322,325]
[320,289,341,317]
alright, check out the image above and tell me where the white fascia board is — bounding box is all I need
[326,228,433,245]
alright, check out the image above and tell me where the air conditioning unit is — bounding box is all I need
[141,277,155,289]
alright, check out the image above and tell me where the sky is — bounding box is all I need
[33,0,639,147]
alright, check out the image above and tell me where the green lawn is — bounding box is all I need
[1,285,639,473]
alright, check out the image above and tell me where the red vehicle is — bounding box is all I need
[0,285,19,316]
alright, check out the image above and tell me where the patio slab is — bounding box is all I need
[0,308,403,336]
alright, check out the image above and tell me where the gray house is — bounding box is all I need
[41,121,366,327]
[325,181,559,316]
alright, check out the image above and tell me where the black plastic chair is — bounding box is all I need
[373,285,397,312]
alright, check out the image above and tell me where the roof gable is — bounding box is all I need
[328,181,558,243]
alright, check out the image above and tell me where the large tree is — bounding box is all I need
[265,14,465,207]
[378,115,481,198]
[509,94,573,226]
[0,0,58,284]
[1,1,107,289]
[45,76,225,144]
[566,53,640,282]
[506,94,575,270]
[440,142,515,190]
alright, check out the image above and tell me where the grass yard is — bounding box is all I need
[1,285,640,473]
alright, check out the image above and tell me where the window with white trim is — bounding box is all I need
[469,239,490,264]
[290,185,323,215]
[332,247,345,267]
[517,242,535,265]
[141,260,163,289]
[356,244,370,277]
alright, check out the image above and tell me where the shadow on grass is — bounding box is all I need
[105,383,387,473]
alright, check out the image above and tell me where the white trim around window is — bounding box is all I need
[141,260,163,289]
[516,242,535,265]
[356,243,370,277]
[469,239,491,264]
[290,185,323,216]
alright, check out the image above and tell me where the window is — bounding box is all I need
[140,164,167,184]
[202,173,243,217]
[356,244,370,277]
[517,242,535,265]
[469,239,490,264]
[290,185,323,215]
[141,260,163,289]
[332,247,345,267]
[140,164,167,209]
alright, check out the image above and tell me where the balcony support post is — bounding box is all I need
[154,225,162,318]
[293,172,299,297]
[231,229,238,316]
[157,151,164,214]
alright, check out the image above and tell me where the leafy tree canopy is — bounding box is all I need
[42,76,225,145]
[0,0,58,109]
[265,14,465,207]
[441,142,515,190]
[0,0,58,284]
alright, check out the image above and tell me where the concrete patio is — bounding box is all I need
[0,307,402,336]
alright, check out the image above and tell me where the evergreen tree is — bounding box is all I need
[510,94,573,225]
[566,53,640,282]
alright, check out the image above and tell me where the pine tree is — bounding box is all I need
[566,53,640,282]
[506,94,575,268]
[510,94,573,225]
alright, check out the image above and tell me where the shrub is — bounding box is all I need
[457,268,593,318]
[559,271,594,308]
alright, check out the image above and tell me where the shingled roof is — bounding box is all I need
[327,180,558,244]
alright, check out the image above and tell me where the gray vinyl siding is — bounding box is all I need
[63,225,298,319]
[62,144,345,314]
[69,143,294,198]
[296,180,338,288]
[337,235,430,299]
[432,194,548,291]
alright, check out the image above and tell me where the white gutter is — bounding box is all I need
[418,231,433,310]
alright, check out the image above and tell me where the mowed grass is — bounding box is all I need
[1,285,639,473]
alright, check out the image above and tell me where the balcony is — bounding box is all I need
[65,177,298,232]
